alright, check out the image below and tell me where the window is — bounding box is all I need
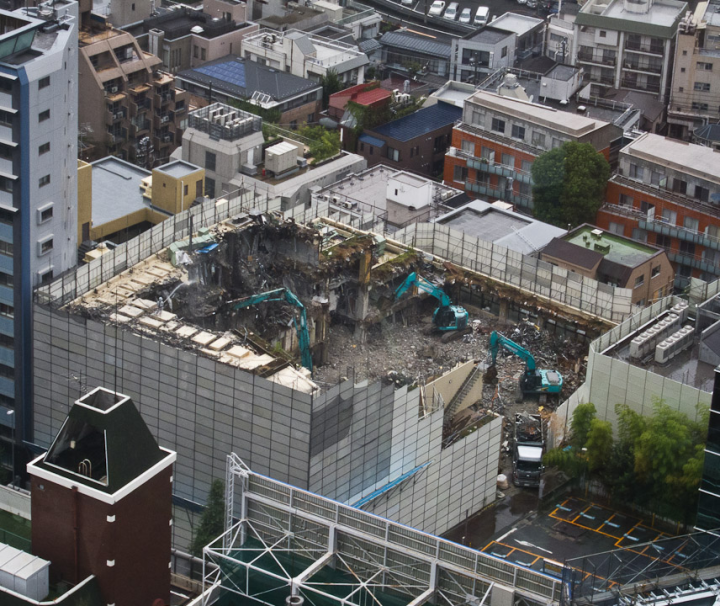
[634,275,645,288]
[290,120,297,130]
[0,111,11,126]
[369,146,373,155]
[640,200,654,214]
[461,139,475,155]
[0,78,11,93]
[511,124,525,140]
[552,137,562,148]
[650,170,664,186]
[38,142,50,155]
[359,142,364,152]
[501,153,514,167]
[531,132,546,147]
[698,62,713,71]
[39,175,50,187]
[471,109,484,125]
[0,177,13,193]
[308,113,314,123]
[194,46,199,59]
[672,178,688,194]
[0,303,12,318]
[684,216,699,232]
[453,165,468,184]
[388,147,400,162]
[0,272,11,288]
[655,234,671,249]
[39,237,53,255]
[205,176,215,198]
[38,205,53,223]
[683,50,688,56]
[433,135,447,152]
[0,241,12,256]
[681,68,686,73]
[619,193,633,207]
[632,228,647,242]
[599,30,606,37]
[629,163,644,180]
[480,146,494,161]
[201,48,206,61]
[521,159,532,173]
[692,102,709,111]
[695,185,710,202]
[661,209,676,225]
[0,144,11,160]
[0,364,13,380]
[39,109,50,122]
[491,117,505,133]
[39,268,53,285]
[183,184,189,196]
[38,76,50,89]
[205,151,216,171]
[131,2,135,8]
[608,222,624,236]
[694,82,711,92]
[501,46,507,58]
[651,265,661,278]
[0,331,13,347]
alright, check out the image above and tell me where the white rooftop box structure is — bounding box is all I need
[265,141,298,175]
[0,544,50,601]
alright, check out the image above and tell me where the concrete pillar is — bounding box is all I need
[616,31,624,89]
[499,298,509,320]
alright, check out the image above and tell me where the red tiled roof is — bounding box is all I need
[354,87,392,105]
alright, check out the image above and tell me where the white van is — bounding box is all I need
[473,6,489,26]
[443,2,459,20]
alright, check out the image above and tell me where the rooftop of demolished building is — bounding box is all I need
[64,211,470,395]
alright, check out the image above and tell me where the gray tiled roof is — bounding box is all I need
[379,31,451,58]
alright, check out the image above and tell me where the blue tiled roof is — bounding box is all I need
[370,103,462,143]
[359,133,386,147]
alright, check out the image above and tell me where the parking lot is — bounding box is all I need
[479,496,685,587]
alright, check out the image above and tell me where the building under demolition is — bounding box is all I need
[33,192,505,536]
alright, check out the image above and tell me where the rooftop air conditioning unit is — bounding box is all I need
[110,86,119,93]
[114,112,123,119]
[163,134,172,142]
[297,157,308,168]
[161,115,170,123]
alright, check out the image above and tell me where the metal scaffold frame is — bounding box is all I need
[201,455,563,606]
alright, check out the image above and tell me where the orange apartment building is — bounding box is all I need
[596,132,720,287]
[443,90,623,211]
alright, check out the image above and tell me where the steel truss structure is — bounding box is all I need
[201,455,563,606]
[563,529,720,605]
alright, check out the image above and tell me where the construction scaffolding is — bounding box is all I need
[562,530,720,606]
[201,455,564,606]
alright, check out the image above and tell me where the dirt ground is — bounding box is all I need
[313,304,589,419]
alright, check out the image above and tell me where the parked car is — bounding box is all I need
[401,0,414,6]
[459,7,472,22]
[428,0,445,15]
[473,5,489,25]
[443,2,459,19]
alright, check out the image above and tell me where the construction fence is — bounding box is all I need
[392,223,634,324]
[35,189,278,307]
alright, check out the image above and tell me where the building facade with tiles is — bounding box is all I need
[595,132,720,287]
[443,91,622,211]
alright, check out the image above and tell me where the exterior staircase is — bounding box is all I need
[443,364,482,428]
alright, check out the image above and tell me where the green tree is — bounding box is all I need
[585,418,613,475]
[229,98,281,124]
[531,141,611,228]
[570,401,596,448]
[191,479,226,557]
[320,69,342,109]
[298,125,341,164]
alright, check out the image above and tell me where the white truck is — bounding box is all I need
[512,412,544,488]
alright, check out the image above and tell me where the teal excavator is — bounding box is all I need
[488,331,562,396]
[394,272,469,331]
[233,288,312,370]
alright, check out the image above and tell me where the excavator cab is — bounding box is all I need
[433,305,469,331]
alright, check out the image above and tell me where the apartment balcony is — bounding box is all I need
[105,107,127,126]
[622,60,662,75]
[463,177,532,209]
[621,78,660,93]
[624,41,664,56]
[577,48,616,66]
[448,147,533,184]
[668,250,720,276]
[106,132,126,146]
[584,72,615,86]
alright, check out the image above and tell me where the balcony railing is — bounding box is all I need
[625,41,664,56]
[585,73,615,85]
[462,176,533,209]
[621,78,660,93]
[622,61,662,74]
[448,147,534,184]
[577,48,616,66]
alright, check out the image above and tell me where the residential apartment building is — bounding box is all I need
[450,28,516,84]
[241,29,368,85]
[595,133,720,286]
[667,3,720,140]
[0,1,79,453]
[358,102,462,178]
[379,31,451,79]
[176,56,322,128]
[540,224,674,306]
[443,91,622,210]
[128,6,258,74]
[572,0,686,103]
[78,13,188,165]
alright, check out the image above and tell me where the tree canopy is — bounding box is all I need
[191,479,226,557]
[544,399,708,524]
[531,141,611,228]
[320,69,342,109]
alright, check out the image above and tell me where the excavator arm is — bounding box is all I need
[394,272,453,307]
[394,272,468,331]
[489,331,537,372]
[233,288,313,370]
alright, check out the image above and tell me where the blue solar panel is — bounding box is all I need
[196,61,246,89]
